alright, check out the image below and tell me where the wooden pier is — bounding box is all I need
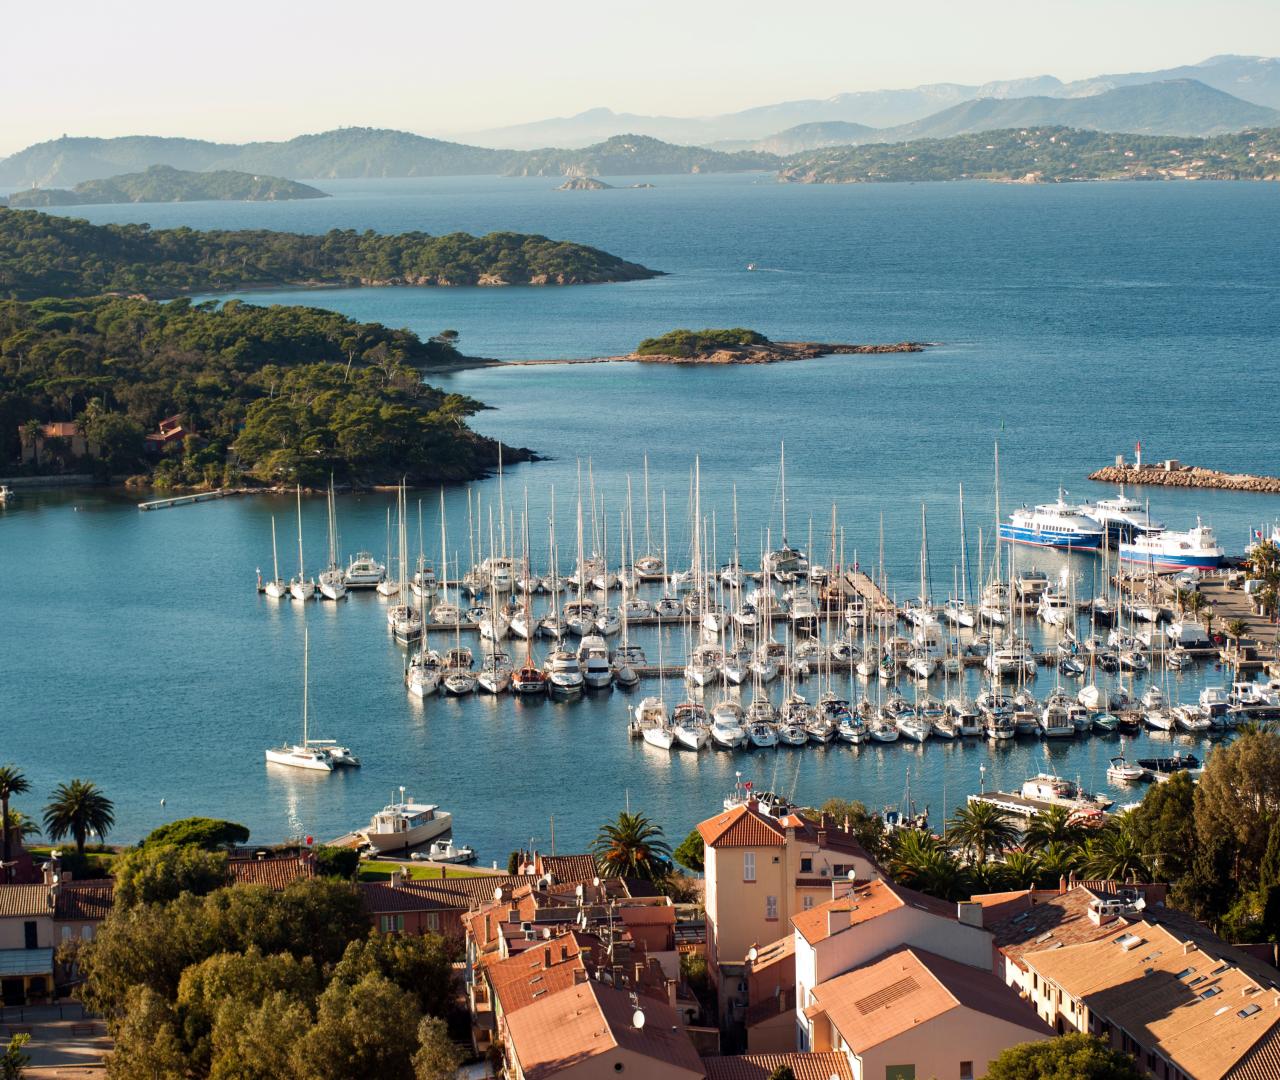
[843,569,896,613]
[139,490,230,511]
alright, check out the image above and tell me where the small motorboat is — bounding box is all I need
[1107,756,1145,783]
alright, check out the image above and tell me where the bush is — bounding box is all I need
[143,818,250,851]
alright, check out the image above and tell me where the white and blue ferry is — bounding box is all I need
[1083,493,1164,544]
[999,494,1104,551]
[1119,520,1224,571]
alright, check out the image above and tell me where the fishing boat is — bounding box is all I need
[288,486,316,601]
[261,517,289,598]
[1119,520,1224,571]
[265,630,338,772]
[362,787,452,853]
[999,493,1103,551]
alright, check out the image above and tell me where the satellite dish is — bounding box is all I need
[493,886,504,901]
[746,946,759,963]
[632,1008,646,1030]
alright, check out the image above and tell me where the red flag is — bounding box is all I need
[744,781,753,790]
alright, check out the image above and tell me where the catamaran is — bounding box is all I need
[265,629,351,771]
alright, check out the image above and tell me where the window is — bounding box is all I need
[765,895,778,920]
[743,852,756,882]
[380,914,405,933]
[800,856,813,874]
[60,927,71,942]
[886,1067,916,1080]
[23,921,37,949]
[426,913,441,933]
[960,1063,974,1080]
[80,925,93,941]
[802,895,814,910]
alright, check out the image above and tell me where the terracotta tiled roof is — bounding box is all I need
[749,933,794,973]
[487,939,588,1015]
[505,980,703,1080]
[536,854,599,882]
[1229,1020,1280,1080]
[704,1052,853,1080]
[809,946,1049,1053]
[0,884,49,918]
[1025,918,1280,1080]
[360,881,452,914]
[227,855,315,890]
[55,880,114,921]
[792,878,954,946]
[698,804,787,849]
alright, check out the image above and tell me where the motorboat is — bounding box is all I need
[578,636,614,690]
[1000,495,1104,551]
[945,697,982,736]
[1107,756,1145,783]
[1173,704,1213,733]
[1016,568,1052,598]
[1039,698,1075,737]
[1119,519,1224,571]
[423,839,476,864]
[1021,774,1108,814]
[545,650,585,697]
[344,551,386,589]
[1091,711,1120,734]
[1166,618,1210,648]
[362,789,452,853]
[1058,655,1085,678]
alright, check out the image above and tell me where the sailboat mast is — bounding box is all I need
[296,485,305,578]
[271,517,280,583]
[302,627,309,747]
[643,453,653,555]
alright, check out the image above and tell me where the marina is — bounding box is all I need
[5,176,1280,860]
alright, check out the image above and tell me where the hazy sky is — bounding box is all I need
[2,0,1278,154]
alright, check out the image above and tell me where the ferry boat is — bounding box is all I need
[362,789,453,853]
[999,494,1103,551]
[1119,520,1224,571]
[1083,494,1164,544]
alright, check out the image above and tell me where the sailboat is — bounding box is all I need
[376,506,400,598]
[288,486,316,601]
[261,517,288,598]
[634,453,664,577]
[764,443,806,581]
[266,628,343,771]
[389,485,424,645]
[318,479,347,601]
[633,626,673,748]
[512,514,549,696]
[411,499,437,599]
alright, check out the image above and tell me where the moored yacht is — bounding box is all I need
[362,789,452,853]
[344,551,385,589]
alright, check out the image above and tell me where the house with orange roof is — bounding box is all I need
[1019,913,1280,1080]
[803,946,1051,1080]
[697,797,880,1025]
[503,979,705,1080]
[792,878,995,1051]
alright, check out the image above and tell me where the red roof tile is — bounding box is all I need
[227,855,315,890]
[704,1052,853,1080]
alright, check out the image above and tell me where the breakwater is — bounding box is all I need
[1089,464,1280,495]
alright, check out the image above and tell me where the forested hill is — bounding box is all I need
[0,208,660,300]
[3,165,328,207]
[0,296,523,486]
[778,125,1280,183]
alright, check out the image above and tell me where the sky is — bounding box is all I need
[2,0,1278,155]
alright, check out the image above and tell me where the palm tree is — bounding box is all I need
[42,780,114,857]
[890,831,967,900]
[1036,840,1085,887]
[1082,818,1150,883]
[945,801,1019,866]
[1183,589,1206,619]
[3,811,39,844]
[592,811,671,882]
[1000,851,1043,890]
[1021,805,1083,852]
[0,765,31,880]
[1225,619,1250,655]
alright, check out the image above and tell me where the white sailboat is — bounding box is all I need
[318,479,347,601]
[261,516,288,598]
[376,507,400,598]
[265,628,335,771]
[288,486,315,601]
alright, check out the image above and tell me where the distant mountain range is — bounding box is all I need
[2,56,1278,189]
[2,165,327,207]
[460,54,1280,148]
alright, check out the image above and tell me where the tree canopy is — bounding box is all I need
[984,1033,1144,1080]
[143,817,250,850]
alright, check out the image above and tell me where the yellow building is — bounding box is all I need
[697,798,880,1024]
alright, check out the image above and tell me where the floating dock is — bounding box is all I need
[139,490,229,511]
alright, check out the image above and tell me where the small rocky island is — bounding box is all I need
[557,176,614,190]
[494,328,929,368]
[4,164,328,207]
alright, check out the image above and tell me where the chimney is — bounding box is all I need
[390,867,405,888]
[827,906,847,938]
[441,865,447,880]
[1059,875,1068,894]
[544,946,553,969]
[561,943,569,962]
[817,829,827,849]
[820,812,832,830]
[667,977,678,1009]
[1184,940,1194,955]
[573,966,588,984]
[956,901,985,929]
[41,860,57,887]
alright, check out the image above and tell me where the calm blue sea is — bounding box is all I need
[5,175,1279,859]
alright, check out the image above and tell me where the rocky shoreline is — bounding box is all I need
[1089,464,1280,495]
[488,340,930,368]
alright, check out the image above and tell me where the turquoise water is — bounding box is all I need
[6,175,1278,858]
